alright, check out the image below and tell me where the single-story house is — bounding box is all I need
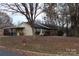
[3,22,33,36]
[1,22,61,36]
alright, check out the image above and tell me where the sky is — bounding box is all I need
[10,12,45,25]
[11,14,27,25]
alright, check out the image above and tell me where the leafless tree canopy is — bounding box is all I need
[0,3,43,26]
[0,12,13,29]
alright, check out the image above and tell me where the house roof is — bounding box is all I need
[3,26,24,29]
[21,22,58,30]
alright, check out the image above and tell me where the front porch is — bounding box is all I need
[3,27,24,36]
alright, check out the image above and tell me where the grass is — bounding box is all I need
[0,36,79,55]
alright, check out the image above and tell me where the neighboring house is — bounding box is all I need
[0,12,14,36]
[34,22,58,36]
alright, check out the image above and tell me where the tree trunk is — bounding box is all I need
[29,22,36,35]
[27,20,36,35]
[31,27,36,35]
[66,21,69,36]
[74,27,79,37]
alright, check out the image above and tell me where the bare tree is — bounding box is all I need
[0,3,44,35]
[0,12,13,29]
[44,3,71,36]
[68,3,79,36]
[57,4,71,36]
[44,3,57,22]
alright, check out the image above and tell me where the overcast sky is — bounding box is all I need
[11,14,27,25]
[10,12,45,25]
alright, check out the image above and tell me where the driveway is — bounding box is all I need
[0,49,22,56]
